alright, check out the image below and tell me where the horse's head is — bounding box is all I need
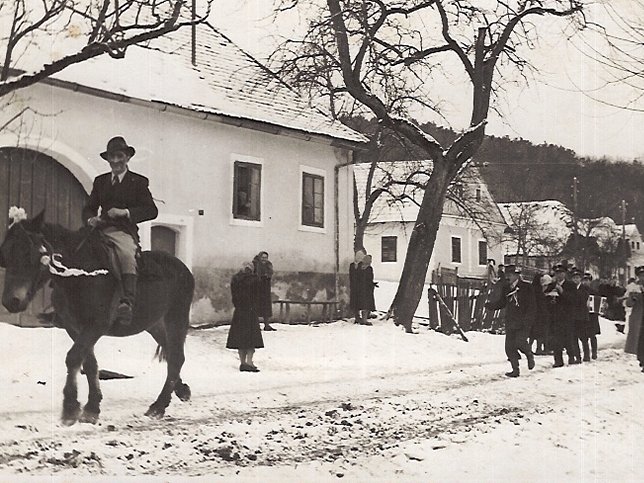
[0,208,50,313]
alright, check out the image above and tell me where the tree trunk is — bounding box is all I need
[390,169,450,332]
[354,219,367,253]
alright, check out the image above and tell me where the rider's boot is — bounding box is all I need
[116,274,137,325]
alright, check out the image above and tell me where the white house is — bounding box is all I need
[353,161,507,284]
[0,24,367,325]
[499,200,638,280]
[625,224,644,279]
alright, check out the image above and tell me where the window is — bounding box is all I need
[638,242,641,250]
[233,161,261,221]
[302,172,324,227]
[478,240,487,266]
[381,236,397,262]
[451,236,462,263]
[632,241,636,249]
[475,188,482,202]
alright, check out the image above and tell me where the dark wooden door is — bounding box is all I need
[151,225,177,256]
[0,147,88,326]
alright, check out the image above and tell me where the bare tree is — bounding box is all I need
[0,0,211,99]
[574,0,644,112]
[271,0,587,331]
[500,201,568,268]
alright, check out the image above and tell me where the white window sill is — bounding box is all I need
[230,217,264,228]
[298,224,326,234]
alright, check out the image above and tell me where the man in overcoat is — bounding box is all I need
[486,265,536,377]
[82,136,158,324]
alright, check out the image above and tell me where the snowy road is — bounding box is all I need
[0,320,641,481]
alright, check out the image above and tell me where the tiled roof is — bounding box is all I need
[353,161,505,225]
[45,23,367,145]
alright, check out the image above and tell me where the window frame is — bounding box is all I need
[478,239,488,266]
[381,236,398,263]
[299,165,327,233]
[230,154,264,227]
[451,236,462,264]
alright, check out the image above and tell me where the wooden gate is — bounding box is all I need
[0,147,88,326]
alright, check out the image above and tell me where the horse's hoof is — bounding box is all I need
[61,416,78,427]
[174,383,191,402]
[79,410,100,424]
[144,405,166,419]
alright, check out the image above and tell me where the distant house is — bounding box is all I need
[625,224,644,279]
[498,200,636,279]
[353,161,507,283]
[498,200,573,270]
[0,24,367,326]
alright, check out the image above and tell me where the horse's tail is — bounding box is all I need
[154,344,167,362]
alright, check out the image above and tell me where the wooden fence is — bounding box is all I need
[426,280,505,334]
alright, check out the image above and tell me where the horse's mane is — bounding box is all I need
[41,223,110,271]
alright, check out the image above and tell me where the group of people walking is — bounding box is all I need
[486,263,613,377]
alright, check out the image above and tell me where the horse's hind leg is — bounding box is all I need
[145,312,190,418]
[79,349,102,424]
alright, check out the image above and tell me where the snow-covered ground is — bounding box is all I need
[0,315,641,482]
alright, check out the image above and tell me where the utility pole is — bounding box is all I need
[572,177,578,268]
[621,199,627,284]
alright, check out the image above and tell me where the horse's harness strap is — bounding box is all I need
[39,239,109,278]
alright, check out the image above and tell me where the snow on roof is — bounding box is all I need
[625,224,641,239]
[11,20,367,145]
[353,161,505,225]
[498,200,623,256]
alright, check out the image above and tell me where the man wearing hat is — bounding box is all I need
[548,264,583,366]
[82,136,158,324]
[567,268,591,362]
[485,264,536,377]
[582,272,601,360]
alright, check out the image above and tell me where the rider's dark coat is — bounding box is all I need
[82,171,158,241]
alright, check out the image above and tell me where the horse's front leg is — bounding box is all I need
[79,349,102,424]
[62,332,101,426]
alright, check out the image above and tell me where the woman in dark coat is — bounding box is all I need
[253,251,275,331]
[357,254,377,326]
[349,249,366,324]
[226,262,264,372]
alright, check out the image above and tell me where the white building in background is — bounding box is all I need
[0,24,367,326]
[625,224,644,279]
[499,200,641,279]
[353,161,507,283]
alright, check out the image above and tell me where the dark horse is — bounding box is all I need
[0,210,194,425]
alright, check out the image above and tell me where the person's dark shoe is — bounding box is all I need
[583,356,591,362]
[527,353,535,370]
[505,369,520,378]
[263,325,277,331]
[360,321,373,326]
[553,362,564,368]
[591,351,597,360]
[240,364,260,372]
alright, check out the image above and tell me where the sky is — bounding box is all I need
[211,0,643,161]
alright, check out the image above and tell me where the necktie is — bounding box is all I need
[112,175,120,186]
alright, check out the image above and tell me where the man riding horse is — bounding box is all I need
[84,136,158,324]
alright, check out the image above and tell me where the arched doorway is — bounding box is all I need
[0,147,88,326]
[151,225,178,257]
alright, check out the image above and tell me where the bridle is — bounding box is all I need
[14,223,109,279]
